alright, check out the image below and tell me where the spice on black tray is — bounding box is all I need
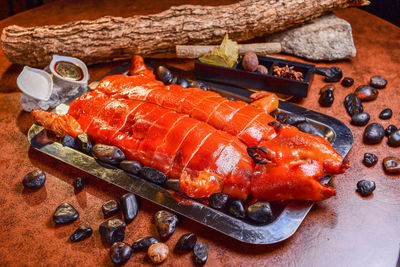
[273,65,303,81]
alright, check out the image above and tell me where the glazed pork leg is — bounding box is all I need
[95,56,348,176]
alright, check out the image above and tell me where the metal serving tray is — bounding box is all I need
[27,62,353,245]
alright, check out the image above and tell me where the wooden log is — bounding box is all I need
[176,43,282,58]
[1,0,369,67]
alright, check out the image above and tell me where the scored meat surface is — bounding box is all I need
[32,56,349,202]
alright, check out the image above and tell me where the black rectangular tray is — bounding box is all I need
[194,55,315,97]
[27,62,353,245]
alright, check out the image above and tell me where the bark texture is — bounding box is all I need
[1,0,369,67]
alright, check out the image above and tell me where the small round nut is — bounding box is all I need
[255,65,268,74]
[148,242,169,264]
[242,51,259,72]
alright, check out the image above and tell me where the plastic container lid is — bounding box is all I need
[17,66,53,101]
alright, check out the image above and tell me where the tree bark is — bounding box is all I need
[1,0,369,67]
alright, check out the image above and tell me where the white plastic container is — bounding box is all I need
[49,54,89,86]
[17,66,53,101]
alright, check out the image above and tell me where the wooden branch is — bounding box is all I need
[176,43,282,58]
[1,0,369,67]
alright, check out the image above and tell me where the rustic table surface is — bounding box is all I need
[0,1,399,266]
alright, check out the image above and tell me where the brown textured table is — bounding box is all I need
[0,1,399,266]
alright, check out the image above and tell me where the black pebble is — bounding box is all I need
[102,200,120,218]
[296,122,325,138]
[154,66,173,84]
[275,112,307,126]
[315,67,331,76]
[22,169,46,189]
[318,90,334,107]
[119,160,142,175]
[53,203,79,224]
[70,226,93,242]
[370,75,387,89]
[209,193,228,209]
[388,130,400,147]
[110,242,132,265]
[351,112,370,126]
[363,123,385,144]
[73,177,84,191]
[92,144,125,165]
[379,108,392,120]
[247,201,274,223]
[62,135,77,149]
[385,125,398,137]
[341,77,354,87]
[355,85,379,102]
[175,233,197,252]
[131,236,159,252]
[324,67,343,83]
[154,210,179,240]
[227,199,246,219]
[99,218,126,244]
[141,167,167,184]
[120,193,138,224]
[344,93,363,117]
[76,133,92,154]
[193,242,209,266]
[363,153,378,167]
[356,180,376,197]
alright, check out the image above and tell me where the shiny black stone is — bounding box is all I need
[22,169,46,189]
[176,233,197,252]
[385,125,398,137]
[110,242,132,265]
[141,167,167,184]
[379,108,392,120]
[324,67,343,82]
[92,144,125,165]
[319,90,334,107]
[73,177,84,191]
[120,193,138,224]
[62,135,77,149]
[119,160,142,175]
[155,210,179,240]
[131,236,159,252]
[193,242,209,266]
[363,123,385,144]
[247,201,274,223]
[355,85,379,102]
[356,180,376,197]
[388,130,400,147]
[102,200,120,218]
[296,122,325,138]
[154,66,173,84]
[351,112,370,126]
[275,112,307,126]
[315,67,330,76]
[370,75,387,89]
[53,203,79,224]
[76,133,92,154]
[227,199,246,219]
[70,226,93,242]
[344,93,363,117]
[209,193,228,209]
[363,153,378,167]
[176,77,190,88]
[341,77,354,87]
[99,218,126,244]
